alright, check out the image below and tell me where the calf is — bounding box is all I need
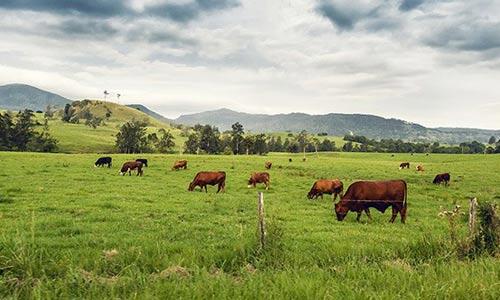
[335,180,407,223]
[416,165,424,172]
[95,156,112,168]
[188,171,226,193]
[120,161,143,176]
[248,172,270,190]
[399,162,410,169]
[265,161,272,169]
[433,173,450,185]
[136,159,148,167]
[172,160,188,171]
[307,179,343,201]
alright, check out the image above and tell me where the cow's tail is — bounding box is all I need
[401,180,408,223]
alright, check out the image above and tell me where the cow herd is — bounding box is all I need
[94,156,452,223]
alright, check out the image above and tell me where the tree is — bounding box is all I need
[0,110,57,152]
[198,125,221,154]
[230,122,244,154]
[0,112,13,150]
[156,129,176,153]
[185,133,200,154]
[242,135,255,155]
[253,134,268,155]
[115,120,149,153]
[342,141,353,152]
[295,130,309,155]
[319,139,335,152]
[488,136,497,145]
[61,103,76,123]
[11,110,36,151]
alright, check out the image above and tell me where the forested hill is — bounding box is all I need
[0,84,70,111]
[175,108,500,144]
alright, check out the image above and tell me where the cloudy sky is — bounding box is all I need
[0,0,499,129]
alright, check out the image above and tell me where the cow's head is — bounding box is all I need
[188,182,195,191]
[247,177,254,188]
[334,202,349,221]
[307,190,315,199]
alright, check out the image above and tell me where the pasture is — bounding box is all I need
[0,152,499,299]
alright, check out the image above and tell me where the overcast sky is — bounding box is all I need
[0,0,499,129]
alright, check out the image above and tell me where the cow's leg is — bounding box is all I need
[356,211,362,222]
[389,207,398,223]
[364,208,372,220]
[204,185,208,193]
[128,170,131,176]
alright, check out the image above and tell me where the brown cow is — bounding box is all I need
[188,171,226,193]
[399,162,410,169]
[334,180,407,223]
[433,173,450,185]
[172,160,188,171]
[416,165,424,172]
[307,179,343,201]
[265,161,272,169]
[248,172,270,190]
[119,161,143,176]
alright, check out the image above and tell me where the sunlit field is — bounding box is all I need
[0,152,498,299]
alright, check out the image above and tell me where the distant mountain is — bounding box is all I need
[0,83,71,111]
[175,108,500,144]
[126,104,172,124]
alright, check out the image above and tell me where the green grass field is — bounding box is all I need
[0,152,499,299]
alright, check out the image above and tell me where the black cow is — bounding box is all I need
[433,173,450,185]
[136,159,148,167]
[95,157,112,168]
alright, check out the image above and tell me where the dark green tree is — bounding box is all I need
[230,122,244,154]
[115,120,149,153]
[156,129,176,153]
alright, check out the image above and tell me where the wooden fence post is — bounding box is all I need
[469,197,478,237]
[258,192,266,249]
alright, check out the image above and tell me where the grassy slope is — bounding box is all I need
[31,100,186,153]
[0,152,498,298]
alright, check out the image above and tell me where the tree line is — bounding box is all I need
[115,120,500,154]
[0,110,58,152]
[342,135,500,154]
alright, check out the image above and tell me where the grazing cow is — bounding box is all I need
[433,173,450,185]
[120,161,143,176]
[172,160,188,171]
[307,179,343,201]
[302,157,306,162]
[248,172,270,190]
[188,171,226,193]
[95,156,112,168]
[289,158,293,162]
[399,162,410,169]
[334,180,407,223]
[416,165,424,172]
[265,161,272,169]
[136,159,148,167]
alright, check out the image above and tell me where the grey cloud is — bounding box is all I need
[126,27,198,48]
[53,19,118,38]
[0,0,128,17]
[399,0,425,11]
[315,1,393,32]
[315,1,361,30]
[145,0,240,23]
[424,20,500,52]
[0,0,240,22]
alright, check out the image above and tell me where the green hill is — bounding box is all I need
[0,83,70,111]
[35,100,185,153]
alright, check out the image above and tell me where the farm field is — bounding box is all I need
[0,152,499,299]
